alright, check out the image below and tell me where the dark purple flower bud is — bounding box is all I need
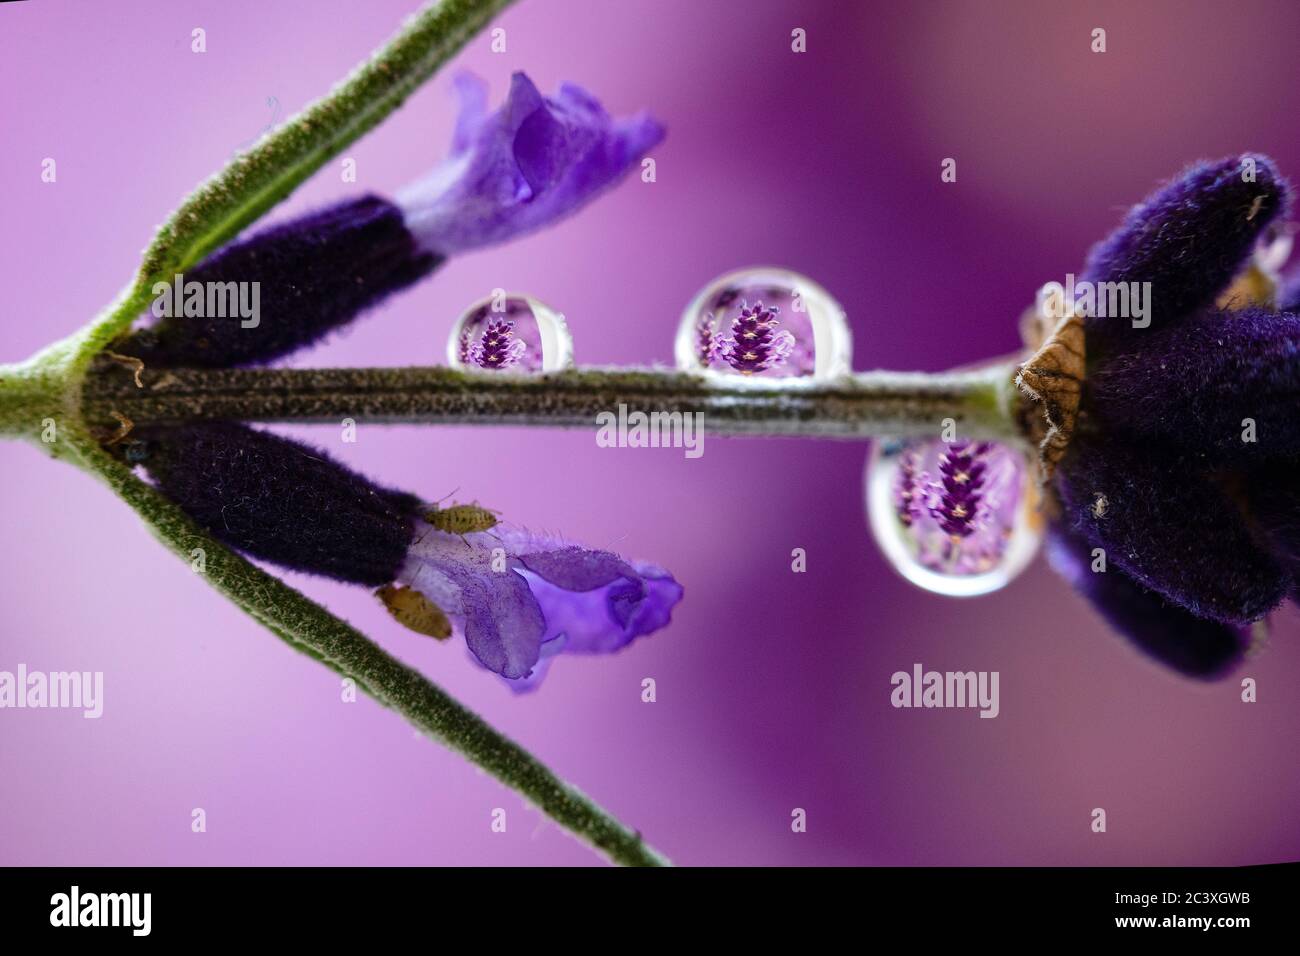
[131,422,423,585]
[120,196,440,368]
[1244,464,1300,591]
[1087,307,1300,461]
[1045,524,1248,679]
[1055,433,1288,625]
[397,72,664,256]
[1080,154,1289,355]
[118,72,662,371]
[124,422,683,689]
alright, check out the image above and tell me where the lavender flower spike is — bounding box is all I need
[719,302,795,374]
[397,72,665,256]
[126,422,682,689]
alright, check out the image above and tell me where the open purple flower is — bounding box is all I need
[1042,153,1300,677]
[118,72,662,369]
[397,72,665,256]
[400,524,682,691]
[128,422,682,690]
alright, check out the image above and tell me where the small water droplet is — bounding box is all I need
[448,293,573,373]
[865,438,1042,596]
[676,267,850,380]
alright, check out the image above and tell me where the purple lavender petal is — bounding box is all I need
[516,546,636,591]
[444,565,547,680]
[398,72,664,256]
[521,561,682,655]
[402,523,682,689]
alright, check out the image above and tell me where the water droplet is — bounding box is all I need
[448,293,573,373]
[676,267,850,380]
[864,438,1042,596]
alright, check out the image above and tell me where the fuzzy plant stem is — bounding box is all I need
[80,362,1024,443]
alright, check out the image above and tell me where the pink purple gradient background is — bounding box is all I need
[3,0,1299,866]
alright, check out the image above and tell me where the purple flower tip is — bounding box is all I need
[398,71,665,256]
[719,302,795,374]
[1043,156,1300,675]
[465,317,527,370]
[931,441,990,539]
[401,524,683,691]
[1081,153,1290,355]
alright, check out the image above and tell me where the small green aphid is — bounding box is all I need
[375,584,451,640]
[423,500,500,537]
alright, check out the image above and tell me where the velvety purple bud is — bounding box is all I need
[1080,154,1289,355]
[1045,524,1248,679]
[1055,433,1288,625]
[1087,307,1300,460]
[397,72,664,256]
[1245,464,1300,593]
[120,196,440,368]
[132,422,422,585]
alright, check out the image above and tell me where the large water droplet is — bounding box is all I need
[865,438,1042,596]
[675,267,850,380]
[448,292,573,373]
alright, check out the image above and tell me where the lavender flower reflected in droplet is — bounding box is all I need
[719,302,795,375]
[468,317,527,370]
[448,293,573,373]
[873,438,1040,589]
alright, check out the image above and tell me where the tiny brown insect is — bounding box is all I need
[375,584,452,640]
[423,501,500,537]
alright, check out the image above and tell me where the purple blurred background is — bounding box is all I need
[3,0,1299,866]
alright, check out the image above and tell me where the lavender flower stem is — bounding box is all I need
[82,363,1023,442]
